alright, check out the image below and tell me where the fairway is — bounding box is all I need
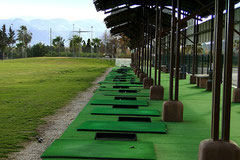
[0,57,114,158]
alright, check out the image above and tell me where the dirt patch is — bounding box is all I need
[8,68,112,160]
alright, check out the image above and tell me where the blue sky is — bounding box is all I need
[0,0,107,21]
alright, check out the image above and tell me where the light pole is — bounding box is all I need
[50,28,52,57]
[72,24,75,57]
[79,28,81,57]
[91,26,93,58]
[11,24,14,59]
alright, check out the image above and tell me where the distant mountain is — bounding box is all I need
[0,18,107,46]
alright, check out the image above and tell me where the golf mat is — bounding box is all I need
[41,139,156,160]
[103,92,149,97]
[99,81,138,84]
[114,84,143,87]
[90,99,148,106]
[98,88,140,92]
[91,108,160,116]
[77,121,167,133]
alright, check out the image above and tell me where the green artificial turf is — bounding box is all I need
[41,66,240,160]
[77,121,167,133]
[98,88,140,92]
[90,99,148,106]
[41,139,156,160]
[0,57,114,158]
[98,81,138,84]
[91,108,160,116]
[113,84,143,87]
[103,92,149,97]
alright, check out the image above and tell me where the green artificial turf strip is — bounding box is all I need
[91,108,160,116]
[98,88,140,91]
[107,74,134,76]
[113,84,143,87]
[98,81,138,84]
[90,99,148,106]
[41,139,156,160]
[0,57,114,158]
[41,67,240,160]
[106,77,136,80]
[77,121,167,133]
[103,92,149,97]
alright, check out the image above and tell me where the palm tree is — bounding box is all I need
[8,26,16,59]
[0,25,8,60]
[17,26,32,58]
[91,38,102,53]
[70,35,82,57]
[53,36,65,56]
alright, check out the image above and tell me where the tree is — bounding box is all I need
[17,26,32,58]
[83,38,91,53]
[53,36,65,56]
[70,35,82,57]
[31,43,48,57]
[100,31,130,57]
[0,25,8,60]
[91,38,101,53]
[7,26,16,59]
[109,35,120,58]
[119,33,130,54]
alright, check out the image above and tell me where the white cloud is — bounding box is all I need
[0,1,107,21]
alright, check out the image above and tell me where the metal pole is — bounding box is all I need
[79,28,81,57]
[138,40,141,70]
[158,4,163,86]
[72,24,75,57]
[211,0,224,141]
[196,19,199,74]
[175,0,180,101]
[91,26,93,58]
[154,1,159,85]
[150,20,153,78]
[146,6,150,77]
[210,15,214,72]
[141,17,144,72]
[192,19,196,76]
[50,28,52,57]
[183,29,187,72]
[222,0,234,142]
[169,0,176,101]
[238,23,240,88]
[167,34,170,71]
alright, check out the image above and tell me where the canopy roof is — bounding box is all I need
[104,6,172,29]
[94,0,240,48]
[94,0,240,17]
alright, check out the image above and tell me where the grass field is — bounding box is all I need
[0,57,114,158]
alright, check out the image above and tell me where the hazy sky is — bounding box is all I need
[0,0,106,21]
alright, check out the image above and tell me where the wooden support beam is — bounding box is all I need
[158,5,163,86]
[175,0,181,101]
[154,1,159,85]
[169,0,176,101]
[238,24,240,88]
[180,32,194,44]
[222,0,234,142]
[178,2,215,25]
[211,0,224,141]
[234,28,240,36]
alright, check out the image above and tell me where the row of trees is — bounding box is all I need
[0,25,131,59]
[0,25,32,59]
[50,31,130,58]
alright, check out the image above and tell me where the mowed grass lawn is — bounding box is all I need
[0,57,114,158]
